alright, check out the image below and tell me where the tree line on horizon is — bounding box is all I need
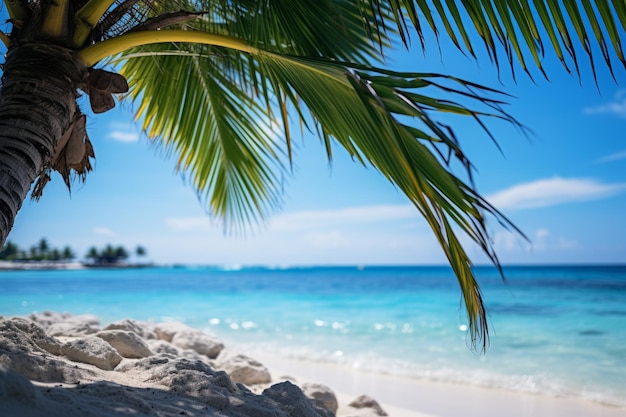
[85,244,147,265]
[0,238,147,264]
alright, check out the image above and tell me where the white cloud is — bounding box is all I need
[161,205,431,264]
[108,131,140,143]
[146,229,442,265]
[492,228,579,253]
[492,229,524,251]
[107,122,140,143]
[487,177,626,210]
[165,205,417,233]
[270,204,415,231]
[583,90,626,118]
[93,227,115,237]
[597,150,626,163]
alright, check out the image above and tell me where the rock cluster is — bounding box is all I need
[0,312,388,417]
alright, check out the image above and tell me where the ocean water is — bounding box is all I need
[1,265,624,408]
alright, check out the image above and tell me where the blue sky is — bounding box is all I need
[3,17,626,266]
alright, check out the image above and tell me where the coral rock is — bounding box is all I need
[0,318,79,382]
[47,320,100,337]
[218,354,272,386]
[263,381,333,417]
[302,382,339,414]
[170,329,224,358]
[61,337,122,370]
[103,319,157,340]
[95,330,153,358]
[348,394,388,416]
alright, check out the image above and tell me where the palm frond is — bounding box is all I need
[188,0,386,62]
[98,0,385,61]
[118,31,525,347]
[373,0,626,79]
[121,43,286,230]
[82,0,603,350]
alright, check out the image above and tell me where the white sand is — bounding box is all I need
[255,353,626,417]
[1,313,624,417]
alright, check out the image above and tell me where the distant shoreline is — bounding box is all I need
[0,260,155,271]
[2,261,625,272]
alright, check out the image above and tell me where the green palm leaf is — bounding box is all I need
[122,43,285,229]
[378,0,626,79]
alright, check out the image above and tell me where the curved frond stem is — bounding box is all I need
[40,0,70,38]
[73,0,120,47]
[76,30,260,67]
[0,31,10,48]
[109,51,206,62]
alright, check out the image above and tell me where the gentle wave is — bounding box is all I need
[225,338,626,409]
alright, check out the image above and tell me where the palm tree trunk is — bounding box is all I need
[0,43,86,247]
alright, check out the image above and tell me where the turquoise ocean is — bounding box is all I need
[1,265,625,408]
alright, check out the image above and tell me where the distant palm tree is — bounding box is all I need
[86,246,99,263]
[0,1,623,347]
[135,245,147,262]
[50,248,61,261]
[62,246,76,261]
[101,244,116,262]
[0,241,19,260]
[114,246,129,261]
[86,244,129,264]
[37,238,50,259]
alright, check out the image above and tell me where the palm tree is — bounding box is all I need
[0,241,19,260]
[37,238,50,259]
[50,248,61,261]
[62,246,76,260]
[135,245,147,264]
[135,245,146,257]
[102,244,117,263]
[86,246,99,263]
[0,1,623,348]
[114,245,129,262]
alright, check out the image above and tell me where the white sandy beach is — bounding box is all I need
[255,353,625,417]
[0,312,623,417]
